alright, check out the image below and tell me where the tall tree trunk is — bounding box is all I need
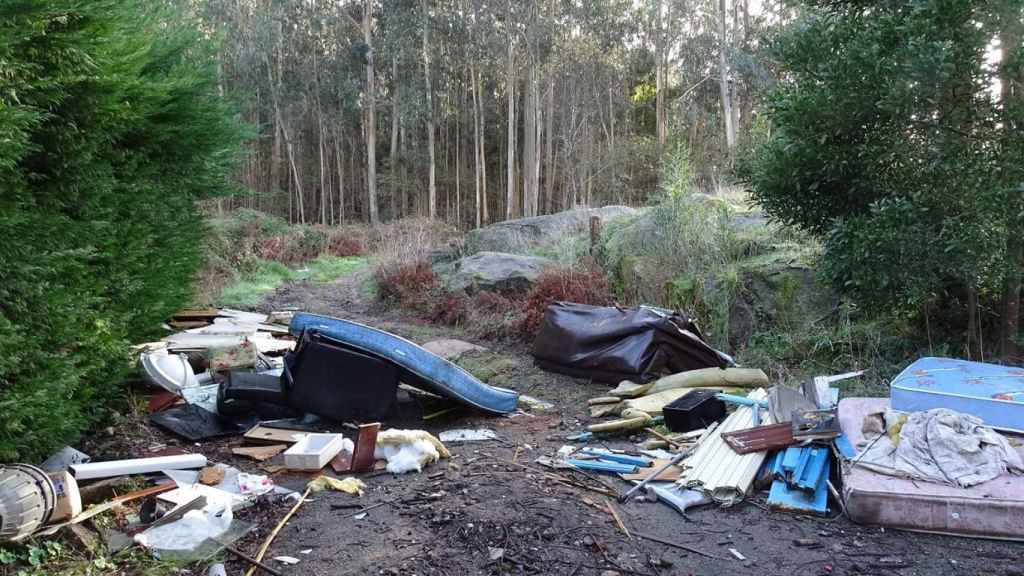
[718,0,736,154]
[390,54,400,221]
[342,129,350,223]
[282,120,304,224]
[364,0,379,224]
[654,0,667,149]
[479,69,489,224]
[422,0,437,219]
[523,58,538,217]
[544,63,556,214]
[456,77,462,227]
[739,0,752,131]
[471,65,482,228]
[506,31,517,221]
[1001,3,1023,360]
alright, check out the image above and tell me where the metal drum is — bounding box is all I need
[0,464,57,541]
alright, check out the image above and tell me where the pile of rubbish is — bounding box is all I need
[3,302,1024,573]
[529,304,1024,541]
[0,308,519,570]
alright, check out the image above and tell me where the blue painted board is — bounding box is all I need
[794,447,828,492]
[780,446,802,473]
[581,449,652,467]
[769,458,829,515]
[566,459,637,474]
[833,434,857,459]
[890,357,1024,433]
[290,313,519,414]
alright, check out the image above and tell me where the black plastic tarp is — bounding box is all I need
[531,302,730,384]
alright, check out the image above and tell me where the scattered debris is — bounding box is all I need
[70,454,207,480]
[374,429,450,474]
[199,466,226,486]
[273,556,301,565]
[728,548,746,561]
[307,476,366,496]
[766,447,831,515]
[438,428,498,443]
[40,447,91,473]
[244,425,309,445]
[48,471,82,523]
[232,444,288,462]
[678,389,772,506]
[722,422,795,455]
[644,483,712,518]
[663,388,726,432]
[283,434,349,471]
[619,448,692,502]
[609,367,769,399]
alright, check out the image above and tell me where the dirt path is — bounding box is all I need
[209,267,1023,576]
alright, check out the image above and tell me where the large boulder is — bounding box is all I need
[466,206,638,254]
[449,251,554,294]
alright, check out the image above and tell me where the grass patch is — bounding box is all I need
[302,255,367,282]
[456,351,519,383]
[218,256,367,308]
[218,260,297,307]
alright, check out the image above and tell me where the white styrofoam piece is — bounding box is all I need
[283,434,345,471]
[70,455,207,480]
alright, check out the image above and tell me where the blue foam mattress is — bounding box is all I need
[289,313,519,414]
[890,357,1024,433]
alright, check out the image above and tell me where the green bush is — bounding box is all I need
[738,0,1022,346]
[0,1,245,461]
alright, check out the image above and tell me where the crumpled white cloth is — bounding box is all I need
[854,408,1024,487]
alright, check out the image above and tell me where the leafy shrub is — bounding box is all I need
[327,228,369,257]
[514,262,612,337]
[0,1,245,460]
[375,260,438,311]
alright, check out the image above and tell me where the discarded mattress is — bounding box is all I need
[839,397,1024,540]
[531,302,731,384]
[890,357,1024,433]
[288,313,518,414]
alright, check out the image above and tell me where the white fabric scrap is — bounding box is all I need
[855,408,1024,487]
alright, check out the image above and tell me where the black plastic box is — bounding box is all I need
[218,371,296,420]
[663,388,726,432]
[284,331,399,422]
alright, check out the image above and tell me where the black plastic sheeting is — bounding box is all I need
[531,302,731,384]
[149,404,243,441]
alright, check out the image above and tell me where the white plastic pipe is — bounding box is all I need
[70,455,207,480]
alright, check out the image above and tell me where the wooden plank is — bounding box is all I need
[350,423,380,473]
[232,444,288,462]
[721,422,795,455]
[35,484,175,537]
[620,459,682,482]
[244,425,308,445]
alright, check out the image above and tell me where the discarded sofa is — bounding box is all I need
[289,313,519,414]
[531,302,731,384]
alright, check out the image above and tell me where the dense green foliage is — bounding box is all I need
[740,0,1022,344]
[0,0,246,461]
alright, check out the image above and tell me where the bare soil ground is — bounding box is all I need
[126,269,1023,576]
